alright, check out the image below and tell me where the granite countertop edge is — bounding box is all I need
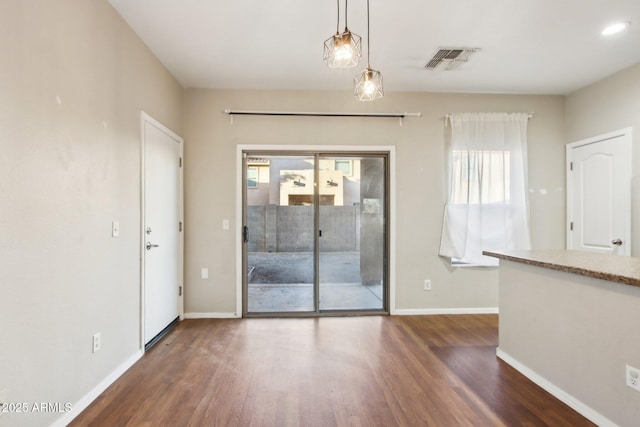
[483,249,640,288]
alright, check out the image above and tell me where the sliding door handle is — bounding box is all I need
[243,226,249,243]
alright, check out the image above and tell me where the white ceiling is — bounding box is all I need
[109,0,640,95]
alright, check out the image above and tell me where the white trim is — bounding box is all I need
[394,307,499,315]
[140,112,185,351]
[496,348,619,427]
[236,144,397,316]
[566,127,632,254]
[235,146,244,317]
[184,312,240,319]
[388,147,397,315]
[50,350,144,427]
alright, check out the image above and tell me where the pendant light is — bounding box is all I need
[323,0,362,68]
[354,0,383,101]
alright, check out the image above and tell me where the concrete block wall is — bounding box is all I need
[247,206,266,252]
[277,206,314,251]
[265,205,278,252]
[319,206,358,252]
[247,205,358,252]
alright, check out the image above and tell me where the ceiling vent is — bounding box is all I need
[425,48,479,71]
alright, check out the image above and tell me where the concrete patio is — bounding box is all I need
[248,252,384,312]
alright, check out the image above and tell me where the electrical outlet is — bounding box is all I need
[627,365,640,392]
[92,333,101,353]
[424,279,431,291]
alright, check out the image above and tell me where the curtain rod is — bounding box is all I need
[444,112,535,120]
[224,109,421,118]
[224,109,421,126]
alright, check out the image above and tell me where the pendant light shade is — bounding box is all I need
[324,30,362,68]
[354,67,383,101]
[354,0,383,101]
[323,0,361,69]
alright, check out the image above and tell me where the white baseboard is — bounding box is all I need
[393,307,499,315]
[183,310,501,318]
[496,348,618,427]
[50,350,143,427]
[184,312,239,319]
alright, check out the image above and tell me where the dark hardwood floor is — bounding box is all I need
[70,315,595,426]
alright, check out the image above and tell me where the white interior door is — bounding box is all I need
[142,113,183,345]
[567,128,631,255]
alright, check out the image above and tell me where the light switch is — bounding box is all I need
[222,219,230,230]
[112,221,120,238]
[201,268,209,279]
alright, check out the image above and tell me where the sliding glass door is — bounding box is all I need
[244,154,316,313]
[318,156,385,311]
[243,151,388,316]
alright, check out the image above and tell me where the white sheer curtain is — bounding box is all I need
[439,112,531,266]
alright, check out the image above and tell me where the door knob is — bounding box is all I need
[611,239,623,246]
[146,242,160,250]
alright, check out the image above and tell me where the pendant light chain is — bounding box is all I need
[366,0,370,67]
[336,0,340,34]
[345,0,348,29]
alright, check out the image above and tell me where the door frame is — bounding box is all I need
[140,111,184,351]
[566,127,632,254]
[236,145,397,317]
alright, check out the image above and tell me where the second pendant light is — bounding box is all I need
[354,0,383,101]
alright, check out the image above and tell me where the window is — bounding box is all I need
[451,150,510,205]
[335,160,353,176]
[439,113,531,266]
[247,167,258,188]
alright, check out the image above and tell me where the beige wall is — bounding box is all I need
[566,63,640,255]
[183,89,565,315]
[0,1,183,426]
[566,63,640,143]
[498,260,640,426]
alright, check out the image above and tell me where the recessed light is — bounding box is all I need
[602,21,630,36]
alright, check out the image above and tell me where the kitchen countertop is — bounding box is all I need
[483,249,640,288]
